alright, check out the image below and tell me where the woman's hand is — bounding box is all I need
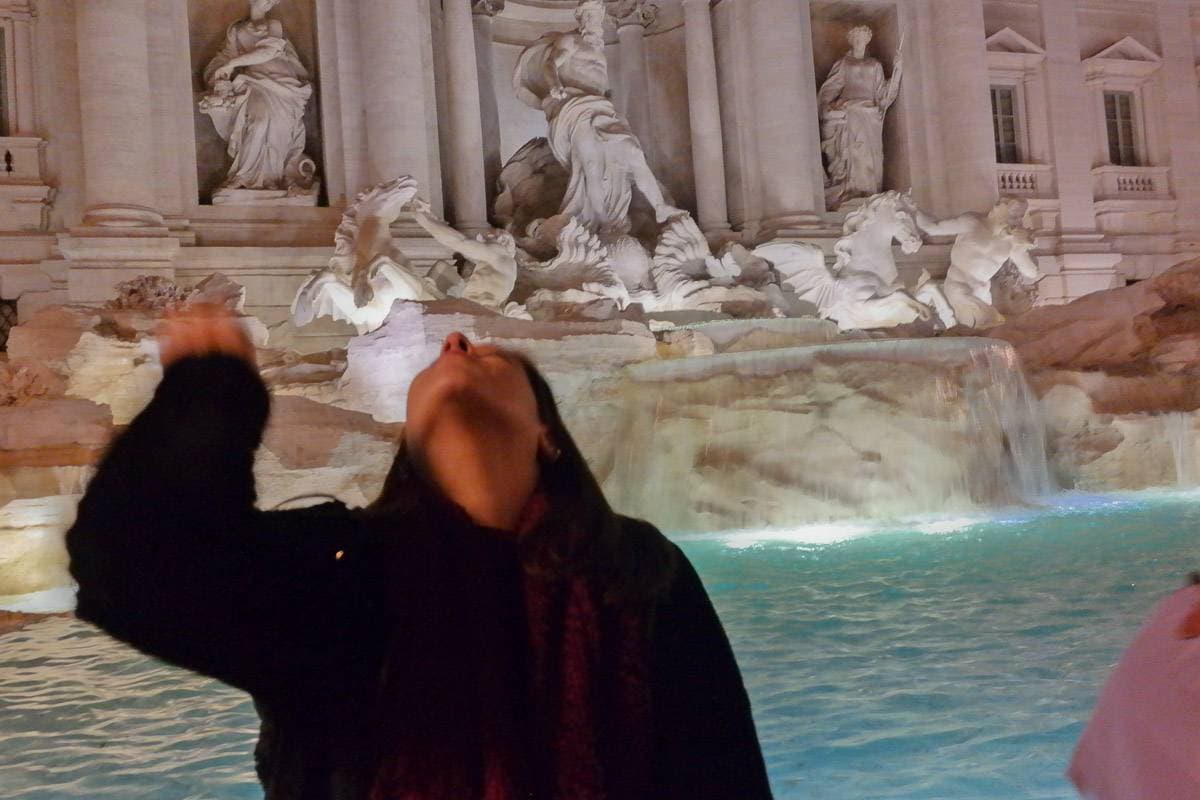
[213,64,236,82]
[157,305,257,369]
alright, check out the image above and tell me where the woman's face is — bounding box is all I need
[405,333,543,456]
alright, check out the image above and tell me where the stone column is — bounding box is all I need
[473,0,505,213]
[442,0,490,232]
[357,0,443,213]
[11,5,36,135]
[930,0,998,213]
[749,0,823,238]
[680,0,730,238]
[1037,0,1119,301]
[612,1,656,163]
[1157,1,1200,252]
[73,0,164,228]
[64,0,178,302]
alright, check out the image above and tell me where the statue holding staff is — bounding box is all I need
[818,25,904,210]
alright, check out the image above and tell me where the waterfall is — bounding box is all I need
[1166,412,1197,487]
[964,341,1055,501]
[602,337,1055,533]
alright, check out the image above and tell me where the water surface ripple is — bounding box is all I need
[2,492,1198,799]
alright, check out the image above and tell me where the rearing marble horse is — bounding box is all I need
[756,191,956,330]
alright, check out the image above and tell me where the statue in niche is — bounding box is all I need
[199,0,318,205]
[752,191,955,331]
[292,176,440,335]
[512,0,681,236]
[818,25,903,210]
[915,197,1041,328]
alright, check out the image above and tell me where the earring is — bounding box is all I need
[545,445,562,463]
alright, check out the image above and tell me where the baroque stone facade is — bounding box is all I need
[3,0,1200,323]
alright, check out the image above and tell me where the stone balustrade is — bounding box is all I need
[995,164,1055,197]
[1092,165,1172,200]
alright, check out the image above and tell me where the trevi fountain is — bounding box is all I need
[4,0,1200,797]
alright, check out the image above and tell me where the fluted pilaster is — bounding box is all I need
[681,0,730,237]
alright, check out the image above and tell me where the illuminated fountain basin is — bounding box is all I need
[3,492,1196,799]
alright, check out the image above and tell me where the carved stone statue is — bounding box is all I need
[915,197,1041,328]
[512,0,680,235]
[753,191,954,330]
[107,273,247,313]
[818,25,903,210]
[645,216,779,317]
[411,204,520,311]
[512,218,630,310]
[199,0,318,205]
[292,176,440,335]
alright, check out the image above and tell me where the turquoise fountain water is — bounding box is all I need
[3,491,1197,799]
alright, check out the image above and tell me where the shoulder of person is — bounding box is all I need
[616,514,666,539]
[612,515,683,594]
[614,515,675,555]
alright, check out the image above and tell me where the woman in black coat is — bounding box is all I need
[67,308,773,800]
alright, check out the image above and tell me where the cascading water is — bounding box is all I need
[1165,411,1197,487]
[963,341,1055,501]
[602,336,1054,533]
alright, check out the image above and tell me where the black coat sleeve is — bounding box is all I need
[651,545,774,799]
[67,355,376,703]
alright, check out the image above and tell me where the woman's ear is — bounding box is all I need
[538,428,561,463]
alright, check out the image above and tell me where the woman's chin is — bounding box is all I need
[407,377,499,437]
[411,362,484,405]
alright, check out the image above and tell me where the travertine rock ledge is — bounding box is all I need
[988,258,1200,489]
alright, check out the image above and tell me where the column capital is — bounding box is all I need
[609,0,656,29]
[471,0,505,17]
[678,0,711,9]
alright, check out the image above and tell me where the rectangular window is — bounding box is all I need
[991,85,1020,164]
[0,29,8,137]
[1104,91,1137,167]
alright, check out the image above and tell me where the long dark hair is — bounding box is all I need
[368,352,676,604]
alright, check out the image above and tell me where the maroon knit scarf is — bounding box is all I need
[369,495,654,800]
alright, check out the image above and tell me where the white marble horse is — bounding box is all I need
[756,191,954,330]
[291,176,441,334]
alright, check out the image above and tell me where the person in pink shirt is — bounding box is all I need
[1069,575,1200,798]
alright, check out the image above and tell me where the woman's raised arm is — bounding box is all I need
[67,315,379,702]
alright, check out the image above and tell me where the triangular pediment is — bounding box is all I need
[985,27,1045,56]
[1088,36,1161,64]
